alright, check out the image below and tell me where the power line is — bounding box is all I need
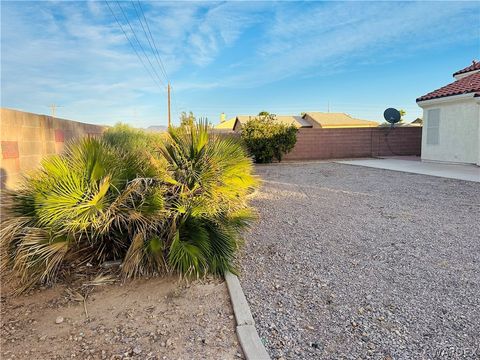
[114,0,167,88]
[104,0,164,90]
[134,0,169,84]
[131,0,172,126]
[131,1,166,84]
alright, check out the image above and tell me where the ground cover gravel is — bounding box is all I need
[240,162,480,359]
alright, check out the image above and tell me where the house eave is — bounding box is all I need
[454,69,480,80]
[416,93,476,107]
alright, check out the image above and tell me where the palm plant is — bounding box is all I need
[1,122,258,293]
[1,136,167,292]
[160,121,258,276]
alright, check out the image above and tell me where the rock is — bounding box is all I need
[132,346,142,355]
[55,316,64,324]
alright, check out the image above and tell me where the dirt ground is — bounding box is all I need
[1,276,242,360]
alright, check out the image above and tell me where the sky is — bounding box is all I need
[1,1,479,127]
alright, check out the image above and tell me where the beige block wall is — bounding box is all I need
[1,108,105,189]
[284,127,422,161]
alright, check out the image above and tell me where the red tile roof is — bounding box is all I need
[416,72,480,102]
[453,61,480,76]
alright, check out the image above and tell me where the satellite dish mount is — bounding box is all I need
[383,108,401,129]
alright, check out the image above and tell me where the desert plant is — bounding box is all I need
[1,122,257,292]
[159,121,258,275]
[0,136,169,292]
[241,115,298,163]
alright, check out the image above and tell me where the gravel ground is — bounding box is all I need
[240,162,480,360]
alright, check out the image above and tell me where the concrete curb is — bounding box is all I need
[225,271,270,360]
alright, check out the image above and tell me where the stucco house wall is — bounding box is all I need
[417,61,480,166]
[419,96,480,165]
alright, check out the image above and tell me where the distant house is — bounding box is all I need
[214,112,378,131]
[215,117,238,130]
[215,115,313,131]
[416,61,480,165]
[301,112,378,128]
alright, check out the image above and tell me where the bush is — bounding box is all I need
[0,122,257,293]
[241,115,298,163]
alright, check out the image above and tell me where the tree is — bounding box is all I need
[241,115,298,163]
[399,109,406,121]
[179,111,196,127]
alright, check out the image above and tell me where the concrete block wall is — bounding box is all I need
[284,127,422,161]
[371,127,422,157]
[1,108,105,189]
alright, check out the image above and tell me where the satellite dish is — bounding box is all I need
[383,108,401,124]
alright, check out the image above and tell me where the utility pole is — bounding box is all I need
[167,83,171,127]
[49,104,63,117]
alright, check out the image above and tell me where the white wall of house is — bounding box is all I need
[419,96,480,165]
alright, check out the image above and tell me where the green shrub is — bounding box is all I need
[241,115,298,163]
[0,122,257,292]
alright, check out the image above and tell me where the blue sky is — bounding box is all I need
[1,1,479,127]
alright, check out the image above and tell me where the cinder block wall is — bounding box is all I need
[284,127,422,161]
[1,108,105,189]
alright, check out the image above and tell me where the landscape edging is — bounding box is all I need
[225,271,271,360]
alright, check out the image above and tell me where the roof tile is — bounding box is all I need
[453,61,480,76]
[416,72,480,102]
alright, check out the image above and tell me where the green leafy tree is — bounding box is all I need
[179,111,196,127]
[241,115,298,163]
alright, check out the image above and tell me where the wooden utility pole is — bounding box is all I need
[50,104,58,117]
[167,83,171,127]
[49,104,63,117]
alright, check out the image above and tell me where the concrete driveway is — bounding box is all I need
[337,157,480,182]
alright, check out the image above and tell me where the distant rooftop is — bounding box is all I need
[214,117,237,130]
[303,112,378,128]
[214,112,381,130]
[236,115,311,128]
[214,114,313,130]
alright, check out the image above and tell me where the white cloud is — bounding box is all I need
[221,1,480,87]
[1,1,478,126]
